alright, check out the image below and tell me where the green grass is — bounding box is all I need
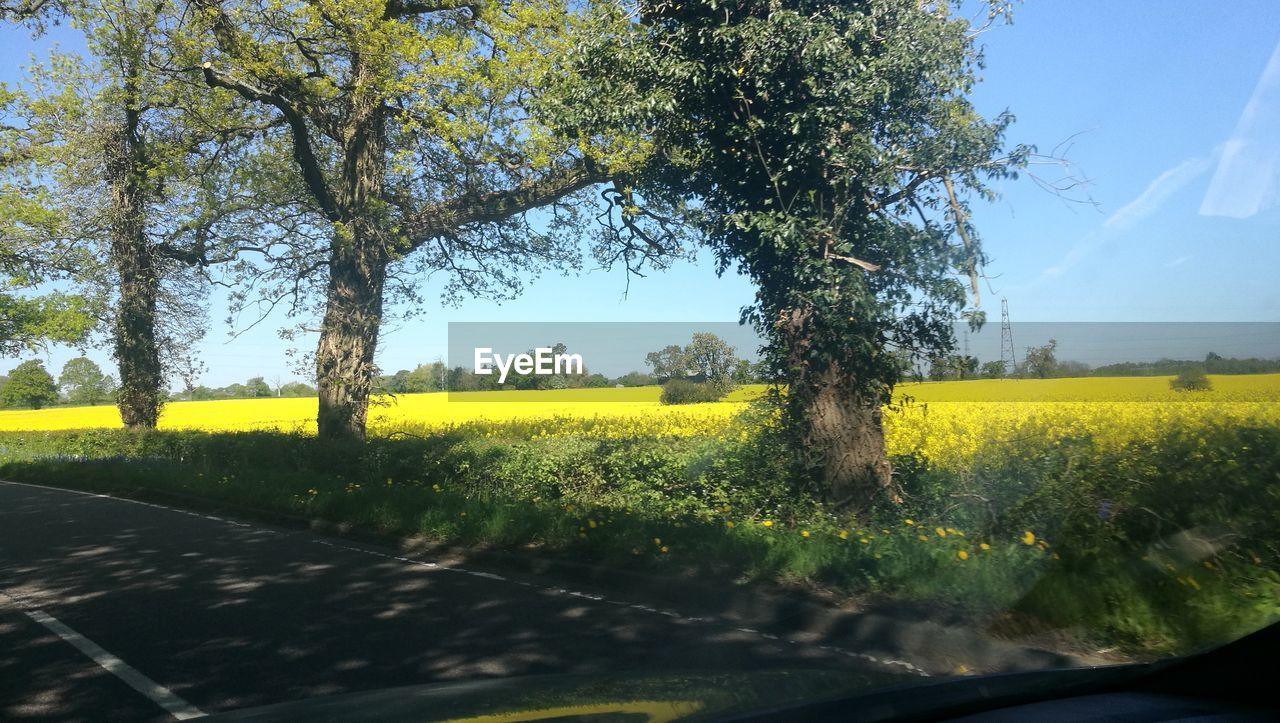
[1,422,1276,659]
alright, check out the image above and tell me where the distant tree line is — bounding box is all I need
[178,377,316,402]
[912,342,1280,383]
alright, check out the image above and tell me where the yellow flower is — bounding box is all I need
[800,530,810,538]
[762,520,774,528]
[904,519,914,525]
[1022,531,1036,546]
[653,537,662,545]
[726,521,735,529]
[935,527,947,538]
[660,546,669,554]
[979,543,991,551]
[859,538,870,545]
[838,530,849,540]
[957,550,969,561]
[917,534,929,542]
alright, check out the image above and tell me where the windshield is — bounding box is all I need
[1,0,1277,719]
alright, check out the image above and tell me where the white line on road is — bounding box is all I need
[22,608,206,720]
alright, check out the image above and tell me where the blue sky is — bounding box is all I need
[3,1,1279,386]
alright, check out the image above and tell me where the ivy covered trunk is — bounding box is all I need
[315,232,386,443]
[105,107,163,429]
[315,71,388,444]
[781,306,898,511]
[795,363,895,510]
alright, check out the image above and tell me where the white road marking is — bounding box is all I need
[23,608,206,720]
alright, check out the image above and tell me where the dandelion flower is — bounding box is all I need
[801,530,810,538]
[726,521,735,529]
[918,534,929,542]
[660,546,669,554]
[957,550,969,561]
[904,519,914,526]
[979,543,991,551]
[762,520,774,528]
[935,527,947,538]
[838,530,849,540]
[1022,531,1036,546]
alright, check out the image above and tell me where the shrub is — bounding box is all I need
[1170,369,1212,392]
[659,379,727,405]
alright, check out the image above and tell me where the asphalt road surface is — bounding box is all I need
[0,479,951,721]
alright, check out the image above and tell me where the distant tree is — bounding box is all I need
[279,381,317,397]
[614,371,657,387]
[645,345,689,380]
[245,377,272,398]
[1171,369,1212,392]
[189,385,219,401]
[380,369,413,394]
[981,360,1007,379]
[683,333,738,391]
[582,373,611,388]
[1055,360,1092,378]
[59,357,115,406]
[927,356,951,382]
[1024,340,1059,379]
[404,363,443,393]
[2,360,58,409]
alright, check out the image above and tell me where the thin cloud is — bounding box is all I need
[1104,157,1209,232]
[1200,40,1280,218]
[1042,157,1207,278]
[1165,255,1191,268]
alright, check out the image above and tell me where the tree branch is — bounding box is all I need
[402,160,608,249]
[200,63,343,222]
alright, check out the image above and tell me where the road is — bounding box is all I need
[0,479,960,720]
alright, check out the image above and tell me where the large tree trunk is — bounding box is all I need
[315,69,387,444]
[798,363,895,510]
[315,232,386,443]
[781,307,897,511]
[106,106,163,430]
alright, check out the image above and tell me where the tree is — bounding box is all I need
[182,0,678,443]
[981,360,1007,379]
[0,292,96,357]
[615,370,657,387]
[682,332,738,391]
[59,357,115,406]
[1,360,58,409]
[645,344,689,380]
[3,0,267,429]
[1024,339,1059,379]
[579,0,1053,509]
[1171,368,1212,392]
[245,376,272,398]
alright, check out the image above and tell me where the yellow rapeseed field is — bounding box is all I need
[1,375,1277,466]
